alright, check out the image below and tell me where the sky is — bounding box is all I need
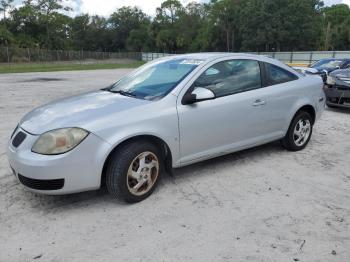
[13,0,350,17]
[69,0,208,17]
[73,0,350,16]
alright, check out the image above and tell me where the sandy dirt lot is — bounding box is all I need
[0,70,349,262]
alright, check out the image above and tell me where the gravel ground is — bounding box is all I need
[0,70,349,262]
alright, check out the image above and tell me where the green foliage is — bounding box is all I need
[0,24,13,44]
[0,0,14,20]
[109,6,151,51]
[323,4,350,50]
[0,0,349,52]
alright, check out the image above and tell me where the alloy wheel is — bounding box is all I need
[293,119,311,147]
[126,151,160,196]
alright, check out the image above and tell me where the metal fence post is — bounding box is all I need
[290,51,294,63]
[6,46,10,64]
[309,52,313,65]
[27,48,31,63]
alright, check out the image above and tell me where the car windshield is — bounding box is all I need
[311,59,343,69]
[108,58,203,101]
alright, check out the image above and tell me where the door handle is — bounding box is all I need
[253,99,266,106]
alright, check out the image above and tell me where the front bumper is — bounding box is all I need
[7,127,111,195]
[324,85,350,108]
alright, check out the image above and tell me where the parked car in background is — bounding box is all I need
[294,58,350,82]
[7,53,325,203]
[325,68,350,108]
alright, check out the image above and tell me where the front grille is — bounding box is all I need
[337,86,350,91]
[12,131,26,148]
[18,174,64,190]
[339,77,350,84]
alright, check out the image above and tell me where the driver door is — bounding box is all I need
[177,59,269,165]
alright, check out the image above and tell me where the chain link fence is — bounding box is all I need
[255,51,350,64]
[0,46,142,63]
[2,48,350,65]
[142,51,350,65]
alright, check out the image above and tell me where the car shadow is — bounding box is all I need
[326,106,350,114]
[167,141,282,180]
[15,141,283,212]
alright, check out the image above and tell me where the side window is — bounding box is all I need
[265,63,298,85]
[192,59,262,97]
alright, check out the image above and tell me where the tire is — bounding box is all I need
[105,140,163,203]
[281,111,313,151]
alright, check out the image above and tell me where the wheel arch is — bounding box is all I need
[283,103,316,137]
[101,135,173,187]
[294,104,316,125]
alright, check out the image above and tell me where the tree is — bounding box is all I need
[152,0,184,52]
[126,22,153,51]
[323,4,350,50]
[0,24,13,45]
[0,0,14,20]
[109,6,150,51]
[0,0,349,54]
[240,0,323,52]
[9,1,43,48]
[176,2,209,52]
[34,0,72,48]
[210,0,243,52]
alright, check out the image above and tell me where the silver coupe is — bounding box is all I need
[7,53,325,202]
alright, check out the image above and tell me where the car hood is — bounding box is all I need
[330,69,350,87]
[20,90,151,135]
[330,68,350,77]
[293,67,319,74]
[312,66,338,73]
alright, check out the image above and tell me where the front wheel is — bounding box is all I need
[105,141,163,203]
[281,111,313,151]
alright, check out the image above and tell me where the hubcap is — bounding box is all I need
[127,151,159,196]
[293,119,311,147]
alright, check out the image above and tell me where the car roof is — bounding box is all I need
[154,52,300,76]
[159,52,269,62]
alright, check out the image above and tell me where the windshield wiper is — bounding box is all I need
[107,90,137,98]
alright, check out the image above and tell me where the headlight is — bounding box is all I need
[32,128,89,155]
[327,76,336,85]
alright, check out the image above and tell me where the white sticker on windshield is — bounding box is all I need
[180,59,204,65]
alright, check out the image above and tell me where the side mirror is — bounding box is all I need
[336,66,341,70]
[182,87,215,105]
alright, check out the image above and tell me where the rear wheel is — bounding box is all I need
[281,111,313,151]
[106,141,163,203]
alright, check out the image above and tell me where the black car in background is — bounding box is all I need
[295,58,350,82]
[324,68,350,109]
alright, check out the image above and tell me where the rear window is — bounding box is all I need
[265,63,298,85]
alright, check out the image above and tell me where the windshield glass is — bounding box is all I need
[311,59,343,69]
[109,58,203,101]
